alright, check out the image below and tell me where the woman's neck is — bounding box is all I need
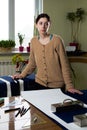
[39,33,49,39]
[39,33,50,45]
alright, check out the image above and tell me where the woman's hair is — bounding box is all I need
[35,13,50,24]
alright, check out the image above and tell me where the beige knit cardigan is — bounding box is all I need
[21,34,74,90]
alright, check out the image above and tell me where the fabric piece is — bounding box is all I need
[53,104,87,123]
[0,78,11,97]
[53,90,87,123]
[0,73,35,97]
[64,90,87,104]
[18,79,24,91]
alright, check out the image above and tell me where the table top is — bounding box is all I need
[21,89,87,130]
[0,96,63,130]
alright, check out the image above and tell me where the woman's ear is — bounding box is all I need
[46,22,51,32]
[48,22,51,27]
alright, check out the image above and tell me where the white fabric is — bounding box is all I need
[18,79,24,91]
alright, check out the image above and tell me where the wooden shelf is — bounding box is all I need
[68,52,87,63]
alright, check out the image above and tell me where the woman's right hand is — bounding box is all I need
[12,73,23,79]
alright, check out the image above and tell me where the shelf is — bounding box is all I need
[68,51,87,63]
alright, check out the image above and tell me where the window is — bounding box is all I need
[0,0,43,48]
[15,0,43,48]
[0,0,8,40]
[15,0,35,47]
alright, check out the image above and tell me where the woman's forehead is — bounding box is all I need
[38,17,49,22]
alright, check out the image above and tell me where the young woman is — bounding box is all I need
[13,13,82,94]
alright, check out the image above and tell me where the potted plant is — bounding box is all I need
[0,40,15,52]
[26,42,30,52]
[66,8,86,50]
[12,54,28,73]
[18,33,25,52]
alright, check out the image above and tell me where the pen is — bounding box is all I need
[20,106,25,116]
[5,107,20,113]
[15,108,21,117]
[21,106,31,116]
[15,106,30,117]
[15,106,24,117]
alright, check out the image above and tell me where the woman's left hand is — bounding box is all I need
[67,88,83,95]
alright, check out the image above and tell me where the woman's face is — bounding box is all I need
[36,17,50,35]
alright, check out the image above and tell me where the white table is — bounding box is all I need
[21,89,87,130]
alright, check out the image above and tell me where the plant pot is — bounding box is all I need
[69,42,79,50]
[19,46,24,52]
[0,47,12,52]
[26,46,30,52]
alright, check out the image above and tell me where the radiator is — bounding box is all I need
[0,61,15,76]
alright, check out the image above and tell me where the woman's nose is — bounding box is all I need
[42,24,45,28]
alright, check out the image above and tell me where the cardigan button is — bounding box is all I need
[43,56,45,58]
[44,68,46,70]
[45,74,48,77]
[42,49,45,52]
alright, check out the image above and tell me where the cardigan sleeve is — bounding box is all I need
[21,41,36,78]
[56,36,74,90]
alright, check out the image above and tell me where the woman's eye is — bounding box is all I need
[39,22,48,26]
[45,23,48,26]
[39,22,43,25]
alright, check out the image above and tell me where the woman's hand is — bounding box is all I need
[67,88,83,95]
[12,73,23,79]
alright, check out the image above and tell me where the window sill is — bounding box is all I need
[0,50,29,56]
